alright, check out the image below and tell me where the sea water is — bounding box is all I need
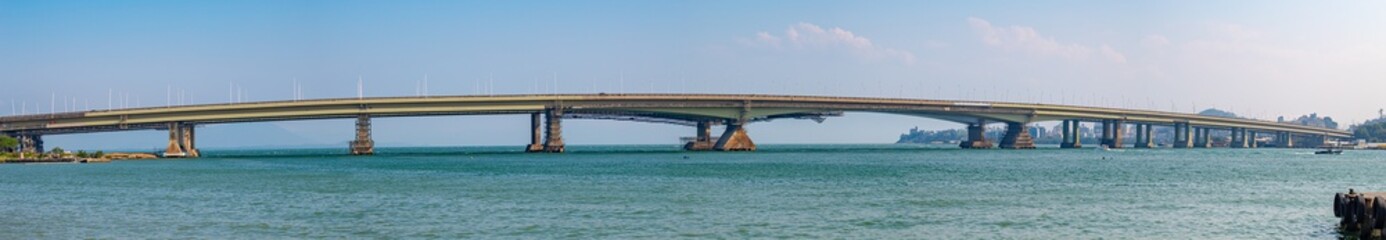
[0,144,1378,239]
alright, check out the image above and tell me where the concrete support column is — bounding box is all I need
[17,134,43,153]
[1228,128,1240,148]
[1281,132,1295,148]
[32,135,43,154]
[525,112,544,152]
[1193,128,1211,148]
[1134,124,1154,148]
[999,122,1036,149]
[684,121,716,151]
[1061,120,1082,148]
[350,114,374,155]
[960,120,993,149]
[1173,123,1192,148]
[1132,124,1144,147]
[164,122,187,157]
[1248,131,1259,148]
[16,135,30,153]
[713,122,756,151]
[181,123,199,157]
[1099,120,1113,147]
[542,108,566,153]
[1102,120,1125,148]
[1230,128,1248,148]
[1145,124,1157,148]
[1108,120,1119,148]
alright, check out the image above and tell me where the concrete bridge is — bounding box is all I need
[0,93,1351,157]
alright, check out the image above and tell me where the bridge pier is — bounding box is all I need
[1193,127,1211,148]
[523,109,566,153]
[684,121,716,151]
[1133,124,1153,148]
[713,122,755,151]
[1230,128,1249,148]
[1100,120,1124,148]
[163,122,199,158]
[350,114,374,155]
[1060,120,1082,148]
[538,108,566,153]
[182,123,199,157]
[525,112,544,152]
[1248,131,1259,148]
[1172,123,1192,148]
[1278,132,1295,148]
[999,122,1035,149]
[16,134,43,153]
[960,120,993,149]
[1099,120,1111,147]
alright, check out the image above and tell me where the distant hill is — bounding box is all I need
[1279,113,1338,129]
[1355,121,1386,142]
[1352,112,1386,142]
[1198,108,1239,118]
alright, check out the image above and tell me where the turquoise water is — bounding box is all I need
[0,144,1379,239]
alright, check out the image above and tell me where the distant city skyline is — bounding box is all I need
[3,1,1383,149]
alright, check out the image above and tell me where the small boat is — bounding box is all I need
[1316,146,1343,155]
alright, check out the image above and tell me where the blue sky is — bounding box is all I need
[3,1,1384,149]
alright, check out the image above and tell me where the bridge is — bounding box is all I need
[0,93,1352,157]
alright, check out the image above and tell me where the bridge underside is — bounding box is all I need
[0,94,1350,156]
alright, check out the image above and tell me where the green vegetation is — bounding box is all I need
[76,150,89,158]
[0,135,17,152]
[1352,115,1386,142]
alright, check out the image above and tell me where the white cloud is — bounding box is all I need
[1099,45,1127,63]
[1141,35,1171,47]
[744,23,916,65]
[967,17,1126,63]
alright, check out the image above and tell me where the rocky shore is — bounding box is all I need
[0,152,160,164]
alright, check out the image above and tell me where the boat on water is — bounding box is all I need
[1316,146,1343,155]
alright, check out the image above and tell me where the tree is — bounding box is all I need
[0,135,17,153]
[1356,122,1386,142]
[76,150,89,158]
